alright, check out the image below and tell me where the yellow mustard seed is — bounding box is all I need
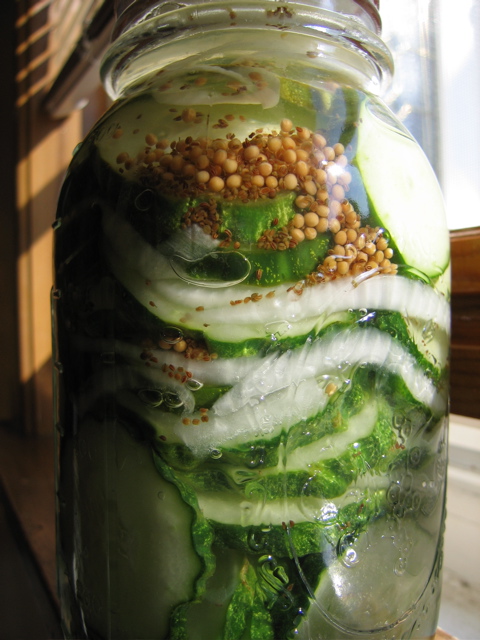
[196,154,210,170]
[384,248,394,259]
[283,149,297,164]
[265,176,278,188]
[304,212,320,227]
[116,152,129,164]
[337,261,350,276]
[259,162,273,177]
[282,136,296,150]
[173,340,187,352]
[295,160,309,177]
[291,228,305,243]
[331,184,345,201]
[376,237,388,252]
[196,170,210,184]
[145,133,158,146]
[222,158,238,174]
[295,148,309,162]
[284,173,298,190]
[315,218,329,233]
[329,219,341,234]
[226,174,242,189]
[304,180,317,196]
[293,213,305,228]
[213,149,228,165]
[312,133,326,148]
[208,176,225,192]
[251,175,265,187]
[267,137,282,153]
[244,145,260,161]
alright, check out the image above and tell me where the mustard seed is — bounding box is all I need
[208,176,225,192]
[291,228,305,243]
[244,145,260,161]
[284,173,298,190]
[196,170,210,184]
[304,212,320,227]
[293,213,305,228]
[315,218,329,233]
[259,162,273,177]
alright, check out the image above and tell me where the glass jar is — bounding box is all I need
[52,1,450,638]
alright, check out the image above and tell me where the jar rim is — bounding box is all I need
[112,0,382,41]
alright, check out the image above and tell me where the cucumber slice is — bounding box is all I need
[102,210,450,341]
[211,488,388,556]
[355,100,450,277]
[71,417,201,640]
[111,327,443,462]
[219,193,296,244]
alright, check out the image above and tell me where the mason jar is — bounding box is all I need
[52,1,450,638]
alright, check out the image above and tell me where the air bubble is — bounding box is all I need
[245,481,266,502]
[163,391,184,408]
[134,189,154,211]
[138,388,164,407]
[170,251,251,288]
[409,447,422,467]
[52,289,62,299]
[337,532,357,558]
[248,526,271,552]
[387,482,401,505]
[185,378,203,391]
[210,448,222,459]
[422,319,437,344]
[264,320,292,340]
[393,504,405,519]
[160,326,184,344]
[342,547,359,567]
[52,218,62,230]
[231,469,257,484]
[247,445,265,468]
[394,557,407,576]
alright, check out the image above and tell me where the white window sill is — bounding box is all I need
[439,414,480,639]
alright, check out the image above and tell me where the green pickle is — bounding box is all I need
[53,52,450,640]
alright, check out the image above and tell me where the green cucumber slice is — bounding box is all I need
[355,100,450,278]
[102,211,450,341]
[110,327,443,463]
[219,193,296,243]
[211,489,387,557]
[71,417,201,640]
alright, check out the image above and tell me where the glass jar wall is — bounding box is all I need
[52,2,450,638]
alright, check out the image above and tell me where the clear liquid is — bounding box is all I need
[53,67,449,639]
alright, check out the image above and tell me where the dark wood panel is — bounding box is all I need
[450,227,480,295]
[450,228,480,418]
[451,293,480,346]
